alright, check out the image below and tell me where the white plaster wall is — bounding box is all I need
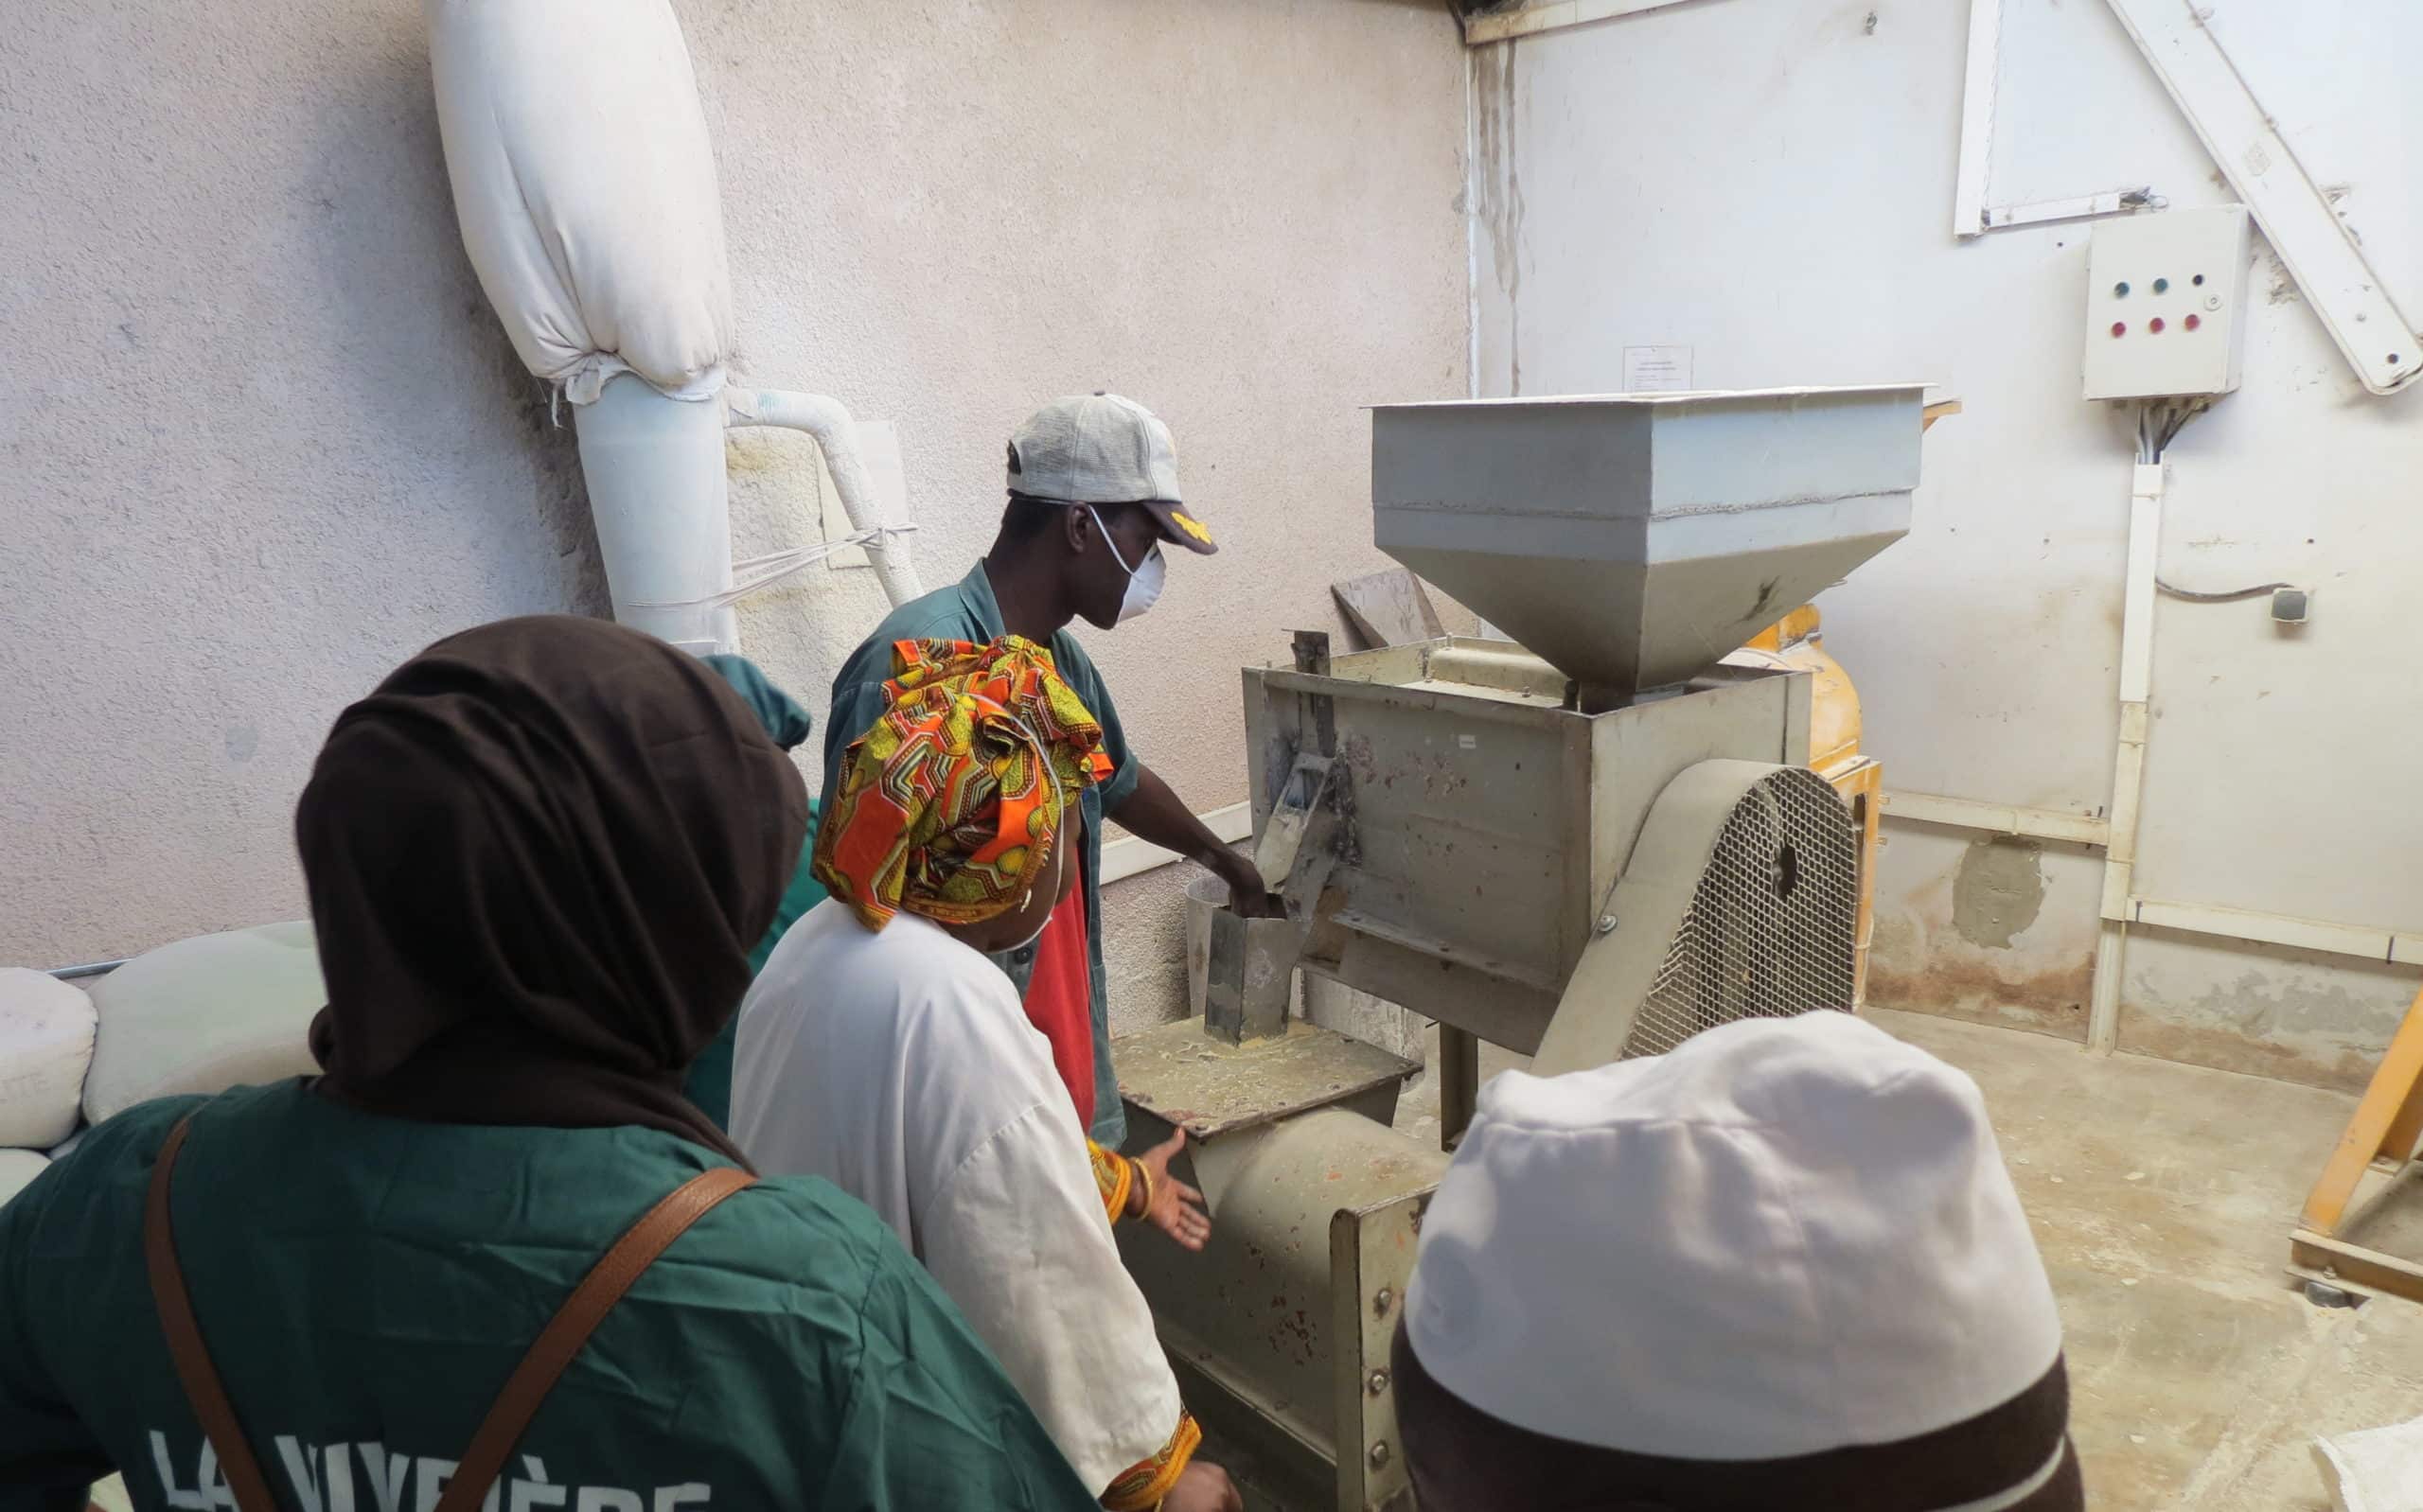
[1470,0,2423,1088]
[1,0,1470,988]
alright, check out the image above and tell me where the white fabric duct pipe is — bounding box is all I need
[727,389,925,608]
[426,0,733,405]
[427,0,924,656]
[574,378,739,654]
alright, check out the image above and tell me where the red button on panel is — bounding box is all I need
[2184,314,2202,331]
[2149,317,2167,334]
[2112,322,2127,338]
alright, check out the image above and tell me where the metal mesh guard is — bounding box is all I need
[1623,766,1859,1059]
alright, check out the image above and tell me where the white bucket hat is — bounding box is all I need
[1406,1011,2065,1462]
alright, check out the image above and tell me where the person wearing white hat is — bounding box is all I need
[1393,1011,2083,1512]
[820,393,1276,1159]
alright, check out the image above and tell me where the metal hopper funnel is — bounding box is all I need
[1372,386,1926,699]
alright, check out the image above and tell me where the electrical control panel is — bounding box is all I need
[2083,205,2253,401]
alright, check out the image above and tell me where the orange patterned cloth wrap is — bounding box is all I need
[1103,1411,1203,1511]
[1088,1140,1135,1222]
[814,636,1114,932]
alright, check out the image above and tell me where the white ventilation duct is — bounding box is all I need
[427,0,921,655]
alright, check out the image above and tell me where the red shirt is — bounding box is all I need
[1021,883,1096,1129]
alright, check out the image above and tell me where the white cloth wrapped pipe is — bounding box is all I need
[427,0,922,648]
[429,0,741,651]
[427,0,732,404]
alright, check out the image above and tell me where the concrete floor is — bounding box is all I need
[1387,1008,2423,1512]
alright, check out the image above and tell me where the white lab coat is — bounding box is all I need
[733,901,1183,1495]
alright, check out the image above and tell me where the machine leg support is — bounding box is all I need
[1439,1026,1480,1151]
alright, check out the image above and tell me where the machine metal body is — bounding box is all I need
[1117,387,1931,1509]
[1246,642,1811,1060]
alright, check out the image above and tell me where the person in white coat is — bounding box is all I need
[734,635,1236,1512]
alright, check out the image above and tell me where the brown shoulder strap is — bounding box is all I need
[434,1164,755,1512]
[145,1115,280,1512]
[145,1112,755,1512]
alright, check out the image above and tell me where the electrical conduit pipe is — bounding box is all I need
[2086,460,2164,1054]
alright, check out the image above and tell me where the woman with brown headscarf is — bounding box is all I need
[0,617,1096,1512]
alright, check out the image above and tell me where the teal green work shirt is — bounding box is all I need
[683,820,827,1130]
[0,1083,1096,1511]
[822,564,1140,1148]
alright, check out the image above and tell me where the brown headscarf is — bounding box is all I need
[299,616,806,1165]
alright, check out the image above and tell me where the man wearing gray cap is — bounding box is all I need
[819,393,1277,1152]
[1392,1011,2084,1512]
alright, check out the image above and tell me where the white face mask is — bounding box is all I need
[1086,504,1167,624]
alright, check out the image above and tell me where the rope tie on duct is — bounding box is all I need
[628,524,923,614]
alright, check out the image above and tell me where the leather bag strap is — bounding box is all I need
[433,1165,755,1512]
[144,1112,755,1512]
[145,1115,278,1512]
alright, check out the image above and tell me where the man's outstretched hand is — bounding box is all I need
[1130,1127,1212,1252]
[1208,847,1284,920]
[1155,1461,1243,1512]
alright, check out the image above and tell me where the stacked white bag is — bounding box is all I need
[0,969,96,1178]
[82,923,328,1125]
[0,923,331,1215]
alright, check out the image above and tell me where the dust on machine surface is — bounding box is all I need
[1113,384,1935,1511]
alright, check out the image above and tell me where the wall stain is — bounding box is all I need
[1866,949,2094,1042]
[1951,836,2046,949]
[2264,253,2301,306]
[2119,1018,2372,1094]
[2123,965,2395,1093]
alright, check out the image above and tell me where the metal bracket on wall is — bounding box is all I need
[1950,0,2002,237]
[1459,0,1715,46]
[1984,188,2162,233]
[1952,0,2161,239]
[2100,0,2418,394]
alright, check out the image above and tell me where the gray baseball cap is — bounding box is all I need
[1005,393,1217,554]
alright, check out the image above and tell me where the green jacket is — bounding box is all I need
[684,821,826,1129]
[0,1083,1095,1511]
[820,564,1141,1148]
[684,654,827,1130]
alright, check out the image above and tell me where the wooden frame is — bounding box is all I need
[2292,983,2423,1303]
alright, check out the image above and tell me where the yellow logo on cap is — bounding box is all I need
[1170,508,1213,545]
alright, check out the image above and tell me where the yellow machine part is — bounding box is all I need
[1742,605,1880,1006]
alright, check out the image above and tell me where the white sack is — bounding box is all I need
[83,923,327,1126]
[2318,1415,2423,1512]
[0,968,97,1150]
[427,0,734,403]
[0,1149,49,1210]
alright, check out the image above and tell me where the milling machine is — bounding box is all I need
[1113,385,1935,1511]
